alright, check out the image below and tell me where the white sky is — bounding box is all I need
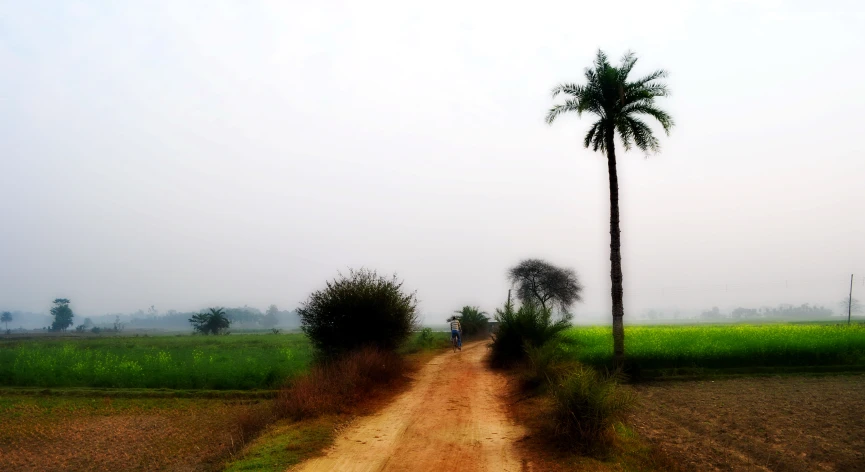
[1,1,864,321]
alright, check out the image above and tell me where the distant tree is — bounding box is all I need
[453,306,489,336]
[189,307,231,335]
[113,315,126,333]
[224,306,264,326]
[1,311,11,333]
[50,299,74,331]
[700,306,722,320]
[508,259,583,313]
[547,50,674,365]
[262,304,280,328]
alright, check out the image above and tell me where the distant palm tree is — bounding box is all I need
[453,306,489,336]
[547,50,674,365]
[189,307,231,335]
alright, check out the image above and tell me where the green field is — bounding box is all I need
[0,334,313,390]
[562,324,865,376]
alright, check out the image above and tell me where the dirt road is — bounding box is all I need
[291,341,526,472]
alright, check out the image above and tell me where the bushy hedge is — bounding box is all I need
[298,268,419,356]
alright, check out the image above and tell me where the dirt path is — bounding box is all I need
[291,341,526,472]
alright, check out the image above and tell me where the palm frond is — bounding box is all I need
[615,116,634,151]
[546,99,581,124]
[551,83,584,98]
[593,49,610,70]
[583,121,600,149]
[623,103,674,135]
[618,51,638,78]
[623,117,660,152]
[630,69,669,88]
[591,122,607,152]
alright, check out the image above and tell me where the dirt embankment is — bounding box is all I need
[291,341,527,472]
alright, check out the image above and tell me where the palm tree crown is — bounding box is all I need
[546,50,673,153]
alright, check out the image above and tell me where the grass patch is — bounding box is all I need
[224,415,341,471]
[0,333,313,389]
[562,324,865,377]
[398,328,452,354]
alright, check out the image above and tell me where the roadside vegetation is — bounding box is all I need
[492,258,637,457]
[226,268,443,470]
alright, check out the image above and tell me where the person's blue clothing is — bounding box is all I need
[451,329,462,347]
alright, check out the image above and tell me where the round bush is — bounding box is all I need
[298,268,419,356]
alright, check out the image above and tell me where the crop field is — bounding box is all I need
[0,334,313,390]
[562,323,865,375]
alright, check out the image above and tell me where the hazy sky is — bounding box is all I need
[2,1,864,322]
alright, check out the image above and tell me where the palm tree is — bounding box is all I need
[546,50,673,365]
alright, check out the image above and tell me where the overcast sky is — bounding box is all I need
[1,1,864,322]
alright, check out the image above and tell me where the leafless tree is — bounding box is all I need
[508,259,583,313]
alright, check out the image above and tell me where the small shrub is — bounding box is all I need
[271,328,282,335]
[548,365,634,450]
[298,268,418,356]
[90,326,102,334]
[275,347,405,420]
[490,300,572,367]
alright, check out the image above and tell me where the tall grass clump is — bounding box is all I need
[490,301,572,366]
[547,365,635,451]
[521,338,635,451]
[298,268,418,357]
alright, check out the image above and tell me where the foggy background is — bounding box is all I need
[1,1,863,326]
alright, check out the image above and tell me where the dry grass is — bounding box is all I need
[275,346,407,420]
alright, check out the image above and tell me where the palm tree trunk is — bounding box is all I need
[606,130,625,367]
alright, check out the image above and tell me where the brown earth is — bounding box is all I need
[631,375,865,471]
[0,396,259,471]
[291,341,527,472]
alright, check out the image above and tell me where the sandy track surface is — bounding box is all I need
[291,341,526,472]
